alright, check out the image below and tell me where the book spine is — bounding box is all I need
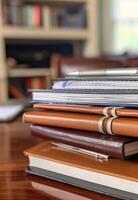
[2,1,8,25]
[25,5,33,27]
[9,85,25,99]
[39,77,47,89]
[33,104,138,118]
[34,6,41,27]
[23,111,138,137]
[8,1,20,26]
[30,125,125,159]
[42,5,50,29]
[22,5,27,26]
[26,77,46,90]
[32,78,40,89]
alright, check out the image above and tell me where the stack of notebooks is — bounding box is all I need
[23,67,138,200]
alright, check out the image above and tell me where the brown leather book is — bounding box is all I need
[24,141,138,198]
[23,111,138,137]
[30,125,138,159]
[33,104,138,118]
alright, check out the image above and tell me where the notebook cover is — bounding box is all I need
[30,125,138,159]
[24,141,138,182]
[23,111,138,137]
[52,79,138,90]
[32,100,138,109]
[30,89,138,108]
[27,167,137,200]
[33,103,138,118]
[56,75,138,81]
[31,88,138,94]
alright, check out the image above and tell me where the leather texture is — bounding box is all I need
[34,104,138,118]
[25,141,138,182]
[50,54,126,78]
[30,125,138,159]
[23,111,138,137]
[127,57,138,67]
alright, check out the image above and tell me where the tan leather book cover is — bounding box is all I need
[33,103,138,118]
[23,111,138,137]
[34,104,103,115]
[24,141,138,182]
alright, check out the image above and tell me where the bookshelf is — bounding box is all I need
[0,0,99,102]
[2,27,88,40]
[8,68,51,77]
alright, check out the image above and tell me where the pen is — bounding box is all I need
[68,67,138,77]
[53,142,109,161]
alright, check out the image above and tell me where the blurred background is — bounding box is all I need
[0,0,137,102]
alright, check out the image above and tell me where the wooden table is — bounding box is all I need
[0,118,119,200]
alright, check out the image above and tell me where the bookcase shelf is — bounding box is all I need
[24,0,87,3]
[8,68,51,77]
[2,26,88,40]
[24,0,88,4]
[0,0,99,102]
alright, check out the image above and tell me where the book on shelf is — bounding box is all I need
[42,5,50,29]
[9,85,25,99]
[50,5,86,29]
[51,7,64,28]
[22,5,42,27]
[34,6,42,27]
[26,77,47,90]
[61,5,86,28]
[8,76,47,99]
[3,1,43,27]
[7,0,22,26]
[24,141,138,200]
[9,78,26,99]
[2,1,86,29]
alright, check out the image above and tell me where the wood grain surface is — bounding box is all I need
[0,117,119,200]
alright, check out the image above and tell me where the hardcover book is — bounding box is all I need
[30,125,138,159]
[33,103,138,118]
[24,141,138,200]
[23,110,138,137]
[61,6,86,28]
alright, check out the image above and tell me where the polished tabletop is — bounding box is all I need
[0,117,119,200]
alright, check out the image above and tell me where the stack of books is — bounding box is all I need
[23,67,138,200]
[5,1,42,27]
[4,1,85,29]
